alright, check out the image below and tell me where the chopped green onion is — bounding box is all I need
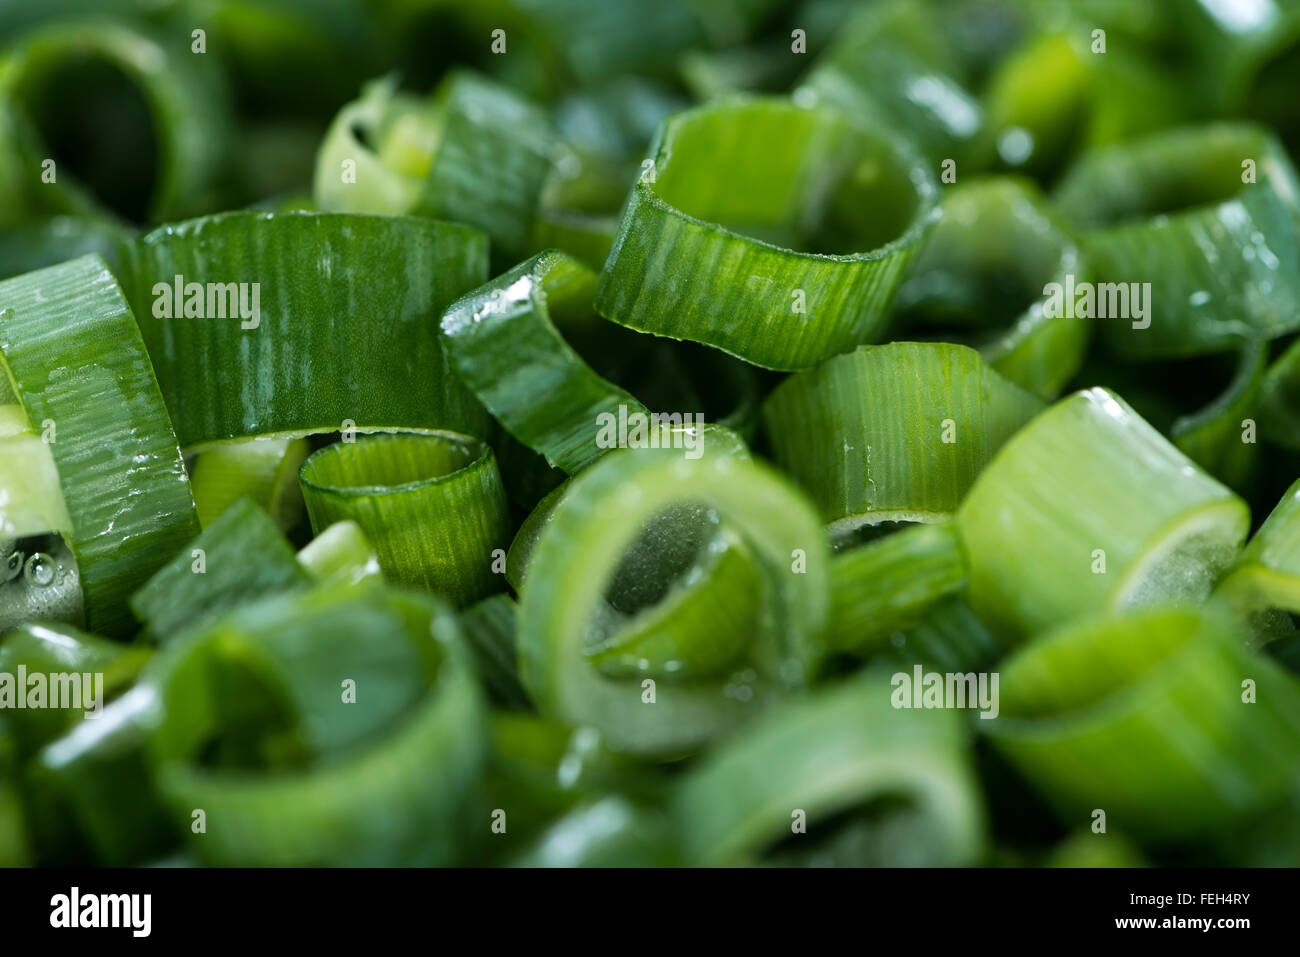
[596,96,939,370]
[0,255,198,635]
[763,342,1043,535]
[958,387,1249,641]
[672,670,985,865]
[987,605,1300,841]
[298,431,509,606]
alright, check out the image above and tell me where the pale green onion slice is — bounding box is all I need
[296,520,382,590]
[315,70,557,264]
[1218,478,1300,618]
[672,670,985,866]
[763,342,1043,535]
[987,605,1300,842]
[187,435,311,531]
[518,444,829,755]
[957,387,1249,641]
[826,522,968,655]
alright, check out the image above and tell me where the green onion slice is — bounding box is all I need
[984,31,1184,181]
[143,584,486,866]
[795,0,986,166]
[595,96,939,371]
[119,210,490,447]
[1170,339,1267,491]
[1054,123,1300,358]
[958,387,1250,641]
[892,176,1089,398]
[987,605,1300,842]
[296,520,382,590]
[299,431,510,607]
[460,593,529,711]
[0,622,150,759]
[130,497,310,646]
[0,19,232,224]
[315,70,557,264]
[518,444,829,756]
[505,424,751,591]
[672,670,985,865]
[0,254,198,635]
[442,250,647,474]
[763,342,1043,535]
[187,435,311,531]
[827,522,968,655]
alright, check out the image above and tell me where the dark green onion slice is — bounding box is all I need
[958,387,1249,641]
[518,444,828,756]
[891,176,1088,398]
[0,19,232,223]
[1054,123,1300,358]
[1182,0,1300,142]
[0,622,150,759]
[520,0,712,85]
[672,670,985,866]
[892,595,1004,673]
[0,722,27,865]
[441,250,647,474]
[130,497,309,646]
[315,70,556,264]
[0,215,130,282]
[299,431,509,607]
[596,96,939,370]
[826,522,968,655]
[763,342,1043,534]
[119,210,490,447]
[29,685,171,865]
[143,584,486,866]
[987,605,1300,842]
[0,255,198,635]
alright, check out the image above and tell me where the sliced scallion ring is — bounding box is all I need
[119,210,491,447]
[518,444,829,756]
[1054,123,1300,358]
[672,669,985,866]
[957,387,1250,641]
[987,605,1300,842]
[763,342,1043,535]
[891,176,1089,398]
[299,431,510,607]
[315,70,557,265]
[595,96,939,371]
[0,254,198,636]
